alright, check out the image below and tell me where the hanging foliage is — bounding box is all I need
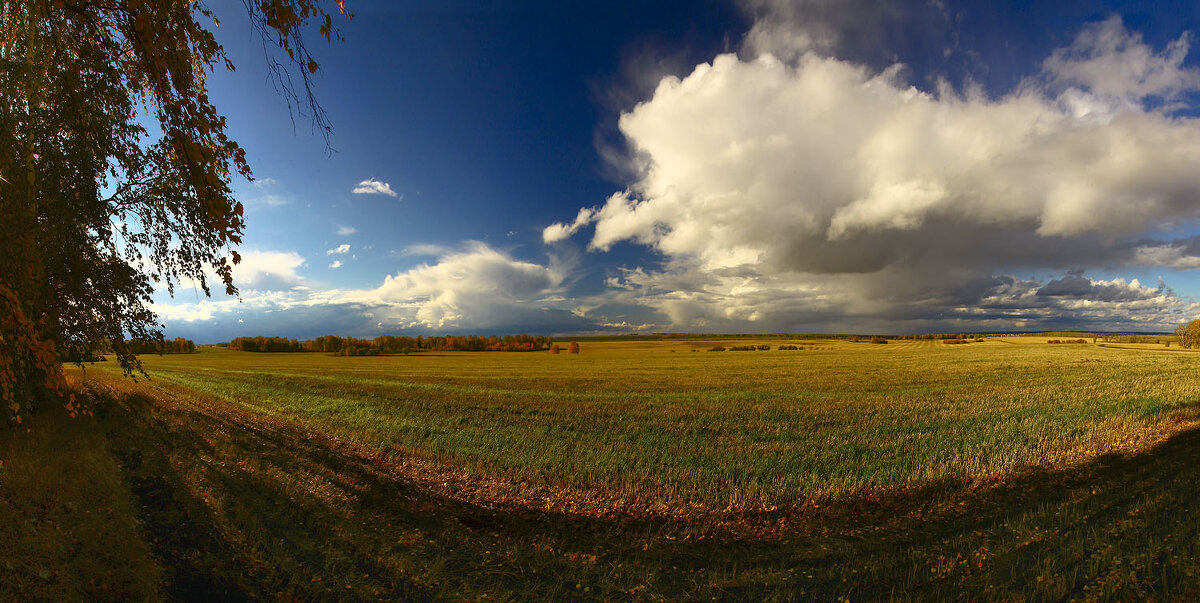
[0,0,349,421]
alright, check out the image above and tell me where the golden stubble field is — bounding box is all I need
[7,336,1198,600]
[77,336,1200,517]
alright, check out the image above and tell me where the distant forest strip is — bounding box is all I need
[224,334,554,355]
[61,337,197,361]
[568,332,1020,342]
[567,331,1171,342]
[127,338,197,354]
[209,331,1181,355]
[565,333,959,342]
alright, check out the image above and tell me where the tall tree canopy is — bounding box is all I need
[0,0,347,421]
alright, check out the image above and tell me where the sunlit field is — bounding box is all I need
[80,337,1200,514]
[11,337,1191,599]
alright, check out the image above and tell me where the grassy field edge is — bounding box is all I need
[3,374,1192,600]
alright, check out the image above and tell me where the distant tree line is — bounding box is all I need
[127,337,197,354]
[59,337,197,362]
[1100,334,1167,344]
[227,336,306,353]
[896,333,984,340]
[846,336,889,344]
[1024,332,1102,339]
[227,334,554,355]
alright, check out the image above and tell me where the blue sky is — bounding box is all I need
[155,0,1200,341]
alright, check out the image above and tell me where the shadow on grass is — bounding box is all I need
[92,382,1200,600]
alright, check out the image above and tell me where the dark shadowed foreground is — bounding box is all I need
[4,377,1199,601]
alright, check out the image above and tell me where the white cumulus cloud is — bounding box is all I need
[326,244,351,255]
[352,178,399,197]
[341,242,569,329]
[547,14,1200,332]
[152,242,594,339]
[231,250,307,290]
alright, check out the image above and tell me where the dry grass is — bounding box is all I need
[0,393,162,600]
[10,360,1197,600]
[75,337,1200,517]
[7,336,1200,599]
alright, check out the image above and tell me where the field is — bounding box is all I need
[7,337,1200,599]
[79,338,1200,513]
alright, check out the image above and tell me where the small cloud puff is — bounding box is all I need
[326,244,351,255]
[328,260,344,269]
[352,178,399,198]
[246,177,288,207]
[543,208,595,244]
[336,225,356,236]
[403,243,451,256]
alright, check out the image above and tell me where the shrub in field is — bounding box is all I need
[944,339,969,344]
[550,344,561,354]
[778,344,800,350]
[870,336,887,344]
[729,345,757,351]
[568,342,580,354]
[848,335,860,342]
[708,345,726,352]
[757,344,771,350]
